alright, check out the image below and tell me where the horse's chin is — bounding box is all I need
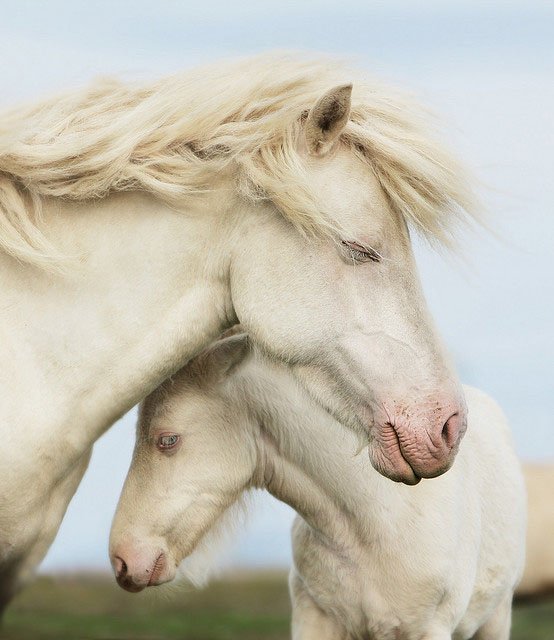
[119,581,146,593]
[367,440,422,486]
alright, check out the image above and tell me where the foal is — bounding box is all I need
[110,334,526,640]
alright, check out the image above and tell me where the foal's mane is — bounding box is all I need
[0,52,476,268]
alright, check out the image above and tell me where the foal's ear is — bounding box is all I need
[304,84,352,156]
[206,333,249,380]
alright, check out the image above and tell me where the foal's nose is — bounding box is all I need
[112,554,145,593]
[113,555,127,579]
[111,542,174,592]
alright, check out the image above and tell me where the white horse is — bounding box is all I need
[516,463,554,599]
[0,53,474,608]
[110,333,526,640]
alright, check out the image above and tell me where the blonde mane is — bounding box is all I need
[0,52,476,268]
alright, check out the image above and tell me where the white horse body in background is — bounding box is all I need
[110,333,526,640]
[516,464,554,598]
[0,54,475,608]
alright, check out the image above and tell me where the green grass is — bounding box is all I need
[511,598,554,640]
[2,572,290,640]
[2,572,553,639]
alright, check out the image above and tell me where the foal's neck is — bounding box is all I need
[240,355,383,550]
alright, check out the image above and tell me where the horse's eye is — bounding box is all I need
[157,433,180,451]
[341,240,381,264]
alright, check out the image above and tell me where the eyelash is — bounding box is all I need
[341,240,381,263]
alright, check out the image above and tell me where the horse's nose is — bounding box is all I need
[112,553,145,593]
[370,394,468,484]
[399,401,467,479]
[110,542,175,592]
[113,556,127,579]
[441,411,465,450]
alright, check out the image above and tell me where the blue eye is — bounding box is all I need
[157,433,180,450]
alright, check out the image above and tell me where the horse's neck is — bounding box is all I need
[241,355,385,549]
[0,191,235,462]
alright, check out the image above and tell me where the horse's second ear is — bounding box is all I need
[304,84,352,156]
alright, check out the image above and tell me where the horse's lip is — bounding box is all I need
[388,422,422,485]
[367,428,422,486]
[147,552,165,586]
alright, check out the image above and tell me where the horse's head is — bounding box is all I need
[229,84,467,485]
[110,335,253,592]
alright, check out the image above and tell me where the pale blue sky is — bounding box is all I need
[0,1,552,572]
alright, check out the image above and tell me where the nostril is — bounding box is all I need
[441,412,460,449]
[114,556,127,578]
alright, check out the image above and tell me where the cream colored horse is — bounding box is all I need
[516,463,554,598]
[110,333,526,640]
[0,54,474,609]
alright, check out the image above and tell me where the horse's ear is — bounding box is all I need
[206,333,249,379]
[304,84,352,156]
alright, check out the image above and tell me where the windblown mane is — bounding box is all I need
[0,52,476,268]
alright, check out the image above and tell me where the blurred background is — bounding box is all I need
[0,1,552,638]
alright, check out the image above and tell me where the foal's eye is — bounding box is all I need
[341,240,381,264]
[156,433,180,451]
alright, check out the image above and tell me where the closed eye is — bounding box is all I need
[341,240,382,264]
